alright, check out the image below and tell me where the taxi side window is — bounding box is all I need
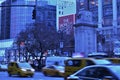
[94,67,114,79]
[15,63,19,68]
[9,63,14,66]
[66,60,81,66]
[86,60,95,66]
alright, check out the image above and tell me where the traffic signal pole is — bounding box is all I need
[35,0,38,20]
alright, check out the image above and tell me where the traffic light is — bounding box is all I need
[32,7,36,19]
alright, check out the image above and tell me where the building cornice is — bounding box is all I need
[73,22,97,28]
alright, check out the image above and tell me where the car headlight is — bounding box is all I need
[21,69,27,71]
[59,70,64,73]
[31,69,35,72]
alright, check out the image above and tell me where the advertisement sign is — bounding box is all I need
[56,0,76,30]
[57,0,76,17]
[59,14,75,34]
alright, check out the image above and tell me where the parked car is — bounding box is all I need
[0,63,8,71]
[67,65,120,80]
[8,62,35,77]
[42,65,64,77]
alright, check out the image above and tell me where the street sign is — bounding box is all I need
[60,42,63,48]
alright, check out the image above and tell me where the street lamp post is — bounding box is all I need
[58,30,64,56]
[13,42,18,61]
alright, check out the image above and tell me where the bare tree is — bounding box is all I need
[16,23,60,67]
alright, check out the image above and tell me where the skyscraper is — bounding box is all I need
[1,0,11,39]
[0,0,57,40]
[10,0,35,38]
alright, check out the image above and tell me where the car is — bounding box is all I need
[67,65,120,80]
[7,62,35,77]
[64,58,112,80]
[104,58,120,64]
[42,65,64,77]
[0,63,8,71]
[88,52,108,58]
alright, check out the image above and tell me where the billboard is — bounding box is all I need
[59,14,75,34]
[56,0,76,30]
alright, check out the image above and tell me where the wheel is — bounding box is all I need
[8,73,12,77]
[18,72,22,77]
[43,72,47,76]
[30,75,33,77]
[55,72,59,77]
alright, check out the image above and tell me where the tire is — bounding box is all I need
[55,72,59,77]
[8,73,12,77]
[43,72,47,76]
[64,77,67,80]
[18,72,22,77]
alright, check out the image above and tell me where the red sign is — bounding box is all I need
[59,14,75,34]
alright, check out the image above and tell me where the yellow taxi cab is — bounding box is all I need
[104,58,120,64]
[7,62,35,77]
[42,65,64,77]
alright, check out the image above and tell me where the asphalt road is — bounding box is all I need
[0,71,64,80]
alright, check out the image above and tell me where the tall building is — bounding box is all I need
[1,0,11,39]
[0,0,55,40]
[0,6,1,38]
[10,0,35,38]
[36,5,56,28]
[0,0,35,39]
[77,0,120,27]
[0,0,56,61]
[76,0,120,54]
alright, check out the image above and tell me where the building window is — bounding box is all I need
[118,16,120,25]
[103,5,113,16]
[89,0,98,8]
[118,5,120,16]
[47,12,52,19]
[79,0,85,10]
[103,0,112,5]
[104,18,112,26]
[12,0,17,2]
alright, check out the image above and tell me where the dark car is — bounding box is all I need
[67,65,120,80]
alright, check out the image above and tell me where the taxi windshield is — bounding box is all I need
[18,63,32,68]
[94,59,112,64]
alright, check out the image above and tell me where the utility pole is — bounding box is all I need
[35,0,38,21]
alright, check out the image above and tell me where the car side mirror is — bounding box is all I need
[103,76,114,80]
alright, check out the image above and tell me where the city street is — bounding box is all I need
[0,71,64,80]
[0,0,120,80]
